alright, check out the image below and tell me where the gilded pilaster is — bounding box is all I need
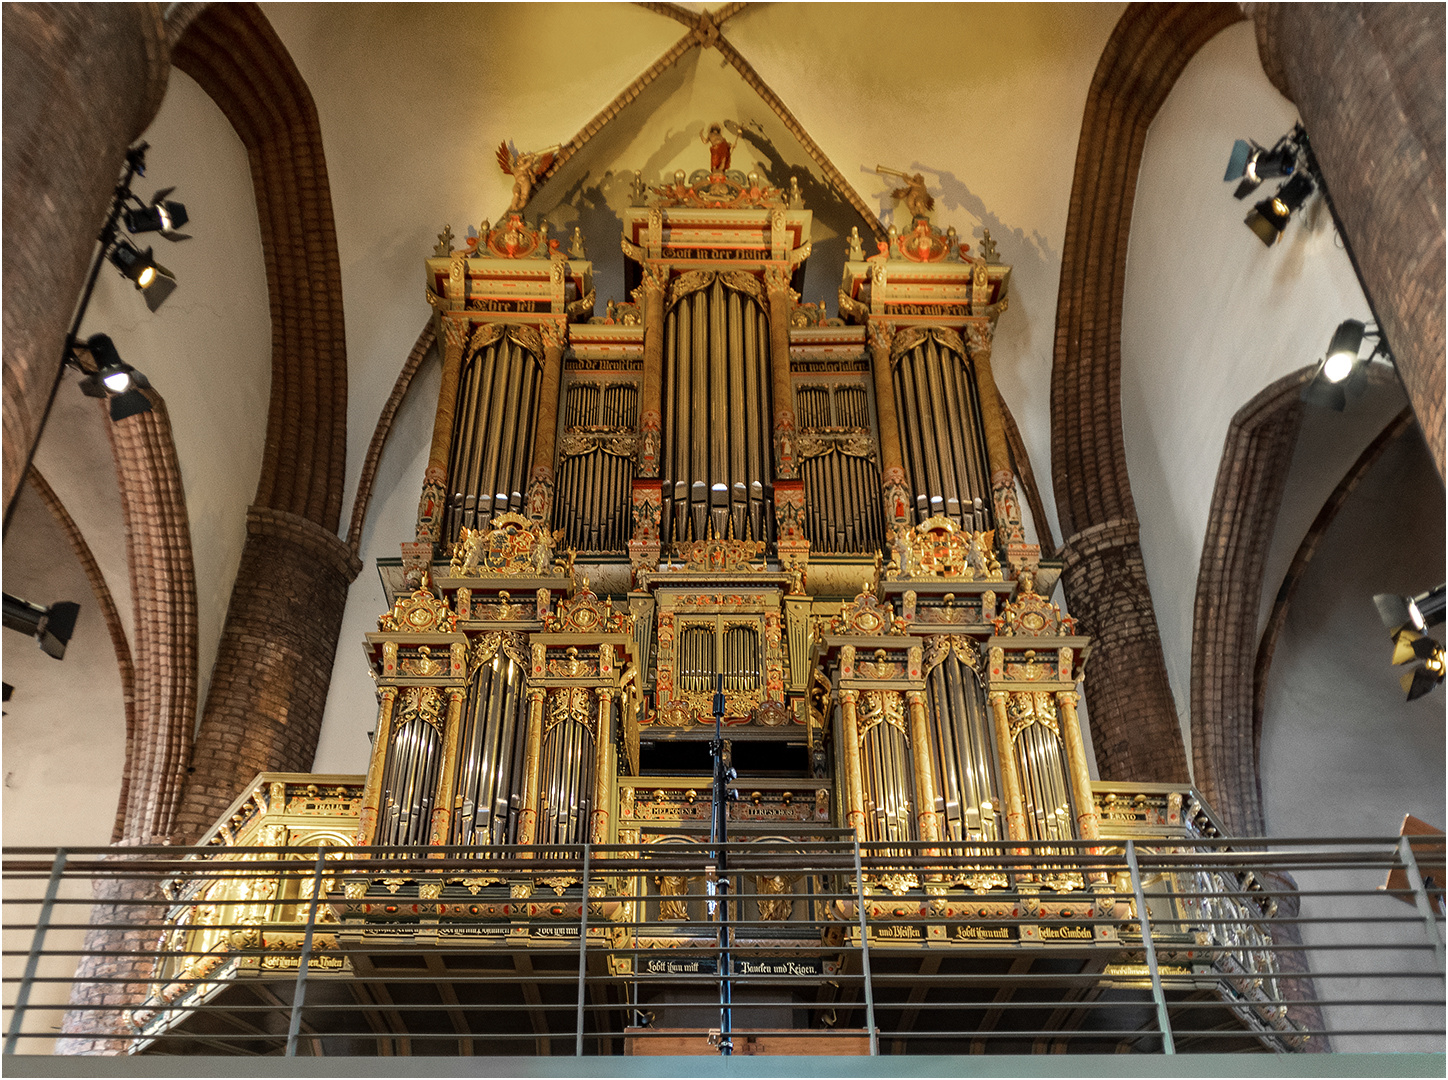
[418,316,469,544]
[1056,691,1101,843]
[966,332,1024,545]
[839,689,866,840]
[989,690,1029,843]
[634,266,668,479]
[868,321,910,525]
[354,686,398,848]
[426,688,468,854]
[906,689,940,845]
[591,688,614,845]
[525,321,567,522]
[764,265,799,479]
[517,688,547,853]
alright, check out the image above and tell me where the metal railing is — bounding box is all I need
[2,835,1442,1057]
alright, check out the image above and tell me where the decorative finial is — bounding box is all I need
[630,171,647,207]
[847,226,864,261]
[788,175,803,209]
[434,225,454,257]
[569,226,586,260]
[980,228,999,263]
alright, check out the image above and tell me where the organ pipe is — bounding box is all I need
[450,648,527,847]
[661,277,773,544]
[893,335,995,530]
[444,335,542,545]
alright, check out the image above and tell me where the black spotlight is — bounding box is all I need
[2,593,80,661]
[1302,319,1377,411]
[108,239,177,312]
[1375,585,1446,701]
[123,187,190,241]
[76,333,153,420]
[1244,171,1316,246]
[1224,135,1297,200]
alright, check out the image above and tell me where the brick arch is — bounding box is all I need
[167,4,361,842]
[1187,369,1308,837]
[1050,2,1242,783]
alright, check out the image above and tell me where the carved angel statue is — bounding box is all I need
[876,164,935,218]
[496,141,561,212]
[701,119,742,173]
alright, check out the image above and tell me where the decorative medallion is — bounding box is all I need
[378,573,456,634]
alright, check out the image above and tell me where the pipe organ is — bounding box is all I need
[361,150,1103,929]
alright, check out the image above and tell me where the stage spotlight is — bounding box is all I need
[75,334,153,420]
[1303,320,1388,411]
[108,239,177,311]
[1375,585,1446,701]
[1321,320,1367,383]
[2,593,80,661]
[123,187,190,241]
[1244,171,1316,246]
[1224,134,1297,199]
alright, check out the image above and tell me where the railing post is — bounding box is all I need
[4,849,67,1056]
[576,842,591,1056]
[286,848,328,1057]
[1125,840,1175,1054]
[1399,835,1445,972]
[852,836,878,1055]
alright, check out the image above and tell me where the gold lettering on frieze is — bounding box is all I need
[884,302,968,317]
[469,298,551,313]
[660,246,770,260]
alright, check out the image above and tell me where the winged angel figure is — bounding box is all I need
[496,141,560,212]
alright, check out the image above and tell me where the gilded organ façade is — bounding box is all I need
[133,147,1303,1052]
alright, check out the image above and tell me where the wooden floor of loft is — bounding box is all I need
[134,948,1296,1057]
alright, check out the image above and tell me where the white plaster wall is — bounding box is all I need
[70,69,272,727]
[1121,22,1371,758]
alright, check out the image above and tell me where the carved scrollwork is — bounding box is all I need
[449,512,566,577]
[890,324,966,364]
[857,690,908,741]
[1006,691,1059,742]
[885,516,1002,582]
[796,428,876,462]
[559,426,639,460]
[395,685,446,735]
[378,574,457,634]
[669,535,766,572]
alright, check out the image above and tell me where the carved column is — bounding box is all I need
[517,687,547,853]
[525,320,567,523]
[427,687,468,853]
[839,689,866,840]
[764,266,798,480]
[629,267,667,576]
[906,689,940,845]
[988,690,1029,844]
[355,685,398,848]
[1057,689,1105,885]
[591,688,615,845]
[967,324,1025,548]
[417,316,469,546]
[868,321,910,526]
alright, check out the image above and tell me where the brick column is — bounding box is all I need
[1250,2,1445,479]
[2,3,170,523]
[173,507,362,843]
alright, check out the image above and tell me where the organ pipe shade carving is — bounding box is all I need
[555,381,640,554]
[537,688,599,847]
[924,641,1002,844]
[797,382,884,554]
[894,333,995,528]
[445,334,541,546]
[378,717,444,848]
[662,275,773,544]
[449,642,528,847]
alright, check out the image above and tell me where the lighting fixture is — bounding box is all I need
[1243,171,1316,246]
[1302,320,1389,411]
[74,333,153,421]
[108,239,177,312]
[1224,128,1300,199]
[1374,585,1446,701]
[2,593,80,661]
[123,187,190,241]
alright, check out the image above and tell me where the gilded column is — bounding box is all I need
[905,690,940,845]
[988,690,1029,844]
[966,315,1024,545]
[1057,690,1104,885]
[354,685,398,848]
[525,320,567,523]
[868,321,910,525]
[427,688,468,854]
[590,688,614,845]
[634,266,667,479]
[417,316,470,545]
[764,266,798,480]
[517,687,547,854]
[839,689,866,840]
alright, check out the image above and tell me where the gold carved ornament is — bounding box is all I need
[831,585,905,636]
[449,512,567,577]
[395,686,447,735]
[378,572,457,633]
[544,687,596,739]
[1005,692,1059,743]
[670,534,766,572]
[546,579,633,634]
[885,517,1002,582]
[993,569,1076,637]
[468,631,529,674]
[856,690,908,743]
